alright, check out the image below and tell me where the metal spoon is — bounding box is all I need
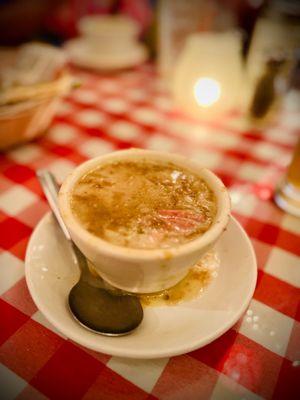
[36,170,143,336]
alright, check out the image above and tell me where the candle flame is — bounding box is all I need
[194,78,221,107]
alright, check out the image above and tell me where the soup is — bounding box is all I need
[71,160,217,249]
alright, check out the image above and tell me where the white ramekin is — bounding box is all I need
[58,149,231,293]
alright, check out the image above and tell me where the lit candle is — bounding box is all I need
[172,31,245,120]
[194,78,221,108]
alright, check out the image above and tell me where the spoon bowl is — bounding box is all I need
[69,282,143,336]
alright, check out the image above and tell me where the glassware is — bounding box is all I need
[274,138,300,217]
[157,0,205,80]
[172,30,245,120]
[156,0,236,81]
[246,0,300,118]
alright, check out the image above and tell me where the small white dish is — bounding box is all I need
[64,38,148,71]
[25,213,257,359]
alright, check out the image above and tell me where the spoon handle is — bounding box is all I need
[36,170,114,286]
[36,170,72,241]
[37,169,93,278]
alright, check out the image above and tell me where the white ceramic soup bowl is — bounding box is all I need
[58,149,231,293]
[78,15,139,52]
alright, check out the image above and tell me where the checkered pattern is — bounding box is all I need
[1,65,299,400]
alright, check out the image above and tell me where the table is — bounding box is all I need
[0,65,299,400]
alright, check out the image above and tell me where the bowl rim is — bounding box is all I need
[58,149,231,261]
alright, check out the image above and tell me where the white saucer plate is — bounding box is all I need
[25,213,257,359]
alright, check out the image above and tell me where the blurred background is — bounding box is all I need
[1,0,299,111]
[0,0,299,212]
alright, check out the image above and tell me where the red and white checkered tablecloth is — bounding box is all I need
[0,65,299,400]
